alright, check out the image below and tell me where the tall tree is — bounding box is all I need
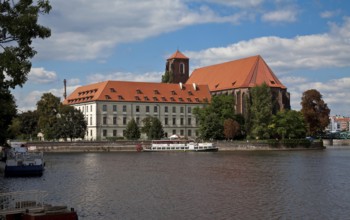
[250,83,273,139]
[55,105,87,141]
[269,110,306,139]
[223,118,240,140]
[18,110,39,140]
[0,0,51,143]
[124,118,140,140]
[36,93,60,140]
[301,89,330,136]
[141,116,164,140]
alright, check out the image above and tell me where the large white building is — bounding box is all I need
[63,81,211,140]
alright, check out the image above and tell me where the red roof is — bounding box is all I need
[63,81,211,105]
[186,55,286,91]
[167,50,189,60]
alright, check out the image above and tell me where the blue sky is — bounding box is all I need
[12,0,350,116]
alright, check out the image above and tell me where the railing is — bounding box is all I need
[0,190,48,217]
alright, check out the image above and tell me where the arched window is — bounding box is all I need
[179,63,185,74]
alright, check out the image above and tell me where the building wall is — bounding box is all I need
[72,101,205,140]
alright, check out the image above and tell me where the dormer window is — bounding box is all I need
[136,89,142,94]
[110,88,116,93]
[179,97,184,102]
[171,90,177,95]
[154,90,160,95]
[187,98,192,102]
[170,97,175,102]
[105,95,111,100]
[153,97,158,101]
[195,98,200,102]
[135,96,140,101]
[144,96,149,101]
[118,95,124,100]
[161,97,167,101]
[270,80,275,84]
[188,91,193,96]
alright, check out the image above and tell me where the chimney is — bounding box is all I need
[63,79,67,99]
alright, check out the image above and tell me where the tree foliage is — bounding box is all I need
[161,70,173,83]
[124,118,140,140]
[223,118,240,140]
[0,89,16,144]
[36,93,60,140]
[301,89,330,136]
[269,110,306,139]
[193,95,236,140]
[55,105,87,141]
[0,0,51,89]
[141,116,164,140]
[250,83,273,139]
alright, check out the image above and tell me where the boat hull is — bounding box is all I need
[143,148,218,152]
[4,165,44,177]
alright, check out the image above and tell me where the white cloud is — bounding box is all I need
[186,17,350,72]
[201,0,264,8]
[262,8,298,22]
[87,71,162,84]
[28,68,57,84]
[34,0,247,61]
[320,10,341,19]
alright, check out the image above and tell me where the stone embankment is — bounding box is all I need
[27,140,324,152]
[323,139,350,147]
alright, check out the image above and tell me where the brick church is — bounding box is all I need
[166,50,291,114]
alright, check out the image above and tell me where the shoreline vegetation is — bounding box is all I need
[19,139,338,153]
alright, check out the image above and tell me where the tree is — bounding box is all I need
[18,110,39,140]
[301,89,330,136]
[0,0,51,143]
[36,93,60,140]
[141,116,164,140]
[250,83,273,139]
[269,110,306,139]
[193,95,235,140]
[161,70,173,83]
[124,119,140,140]
[223,118,240,140]
[0,89,16,144]
[55,105,87,141]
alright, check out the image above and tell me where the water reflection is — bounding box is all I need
[1,149,350,219]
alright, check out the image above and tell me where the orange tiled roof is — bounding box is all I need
[63,81,211,105]
[186,55,286,91]
[167,50,189,60]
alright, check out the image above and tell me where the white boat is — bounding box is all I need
[3,142,44,177]
[143,139,218,152]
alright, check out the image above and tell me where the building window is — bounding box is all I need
[165,106,168,113]
[110,88,116,93]
[188,118,191,125]
[90,116,92,125]
[180,107,184,113]
[180,63,185,74]
[188,107,191,114]
[173,118,176,125]
[136,117,140,125]
[165,117,168,125]
[180,118,184,125]
[123,130,126,137]
[172,106,176,113]
[154,89,160,95]
[90,130,92,137]
[144,96,149,101]
[113,105,117,112]
[113,116,117,125]
[90,105,92,112]
[162,97,167,101]
[123,105,127,112]
[171,90,177,95]
[188,130,192,137]
[102,105,107,111]
[170,97,175,102]
[136,89,142,94]
[154,106,158,113]
[146,106,150,113]
[103,116,107,125]
[172,130,176,135]
[123,117,127,125]
[180,130,184,136]
[113,130,117,137]
[136,106,140,113]
[179,98,184,102]
[103,130,107,137]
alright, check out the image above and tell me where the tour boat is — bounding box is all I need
[142,139,218,152]
[3,142,44,177]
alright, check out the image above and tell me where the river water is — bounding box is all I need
[1,148,350,219]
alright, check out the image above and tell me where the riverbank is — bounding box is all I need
[26,140,324,152]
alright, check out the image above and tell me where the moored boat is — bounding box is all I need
[142,139,218,152]
[3,142,44,177]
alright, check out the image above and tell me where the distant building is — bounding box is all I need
[186,55,290,114]
[165,50,190,84]
[63,81,211,140]
[328,116,350,132]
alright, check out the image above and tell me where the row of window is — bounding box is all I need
[102,104,192,114]
[98,129,196,138]
[100,116,194,126]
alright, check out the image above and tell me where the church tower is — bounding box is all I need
[165,50,189,84]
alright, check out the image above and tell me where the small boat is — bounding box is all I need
[142,139,218,152]
[0,190,78,220]
[3,142,44,177]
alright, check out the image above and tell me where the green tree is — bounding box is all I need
[55,105,87,141]
[7,117,21,139]
[0,0,51,143]
[193,95,235,140]
[269,110,306,139]
[250,83,273,139]
[36,93,60,140]
[161,70,173,83]
[141,116,164,140]
[301,89,330,136]
[18,110,39,140]
[124,118,140,140]
[0,89,17,144]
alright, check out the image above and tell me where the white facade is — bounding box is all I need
[72,101,204,140]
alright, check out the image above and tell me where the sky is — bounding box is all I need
[12,0,350,116]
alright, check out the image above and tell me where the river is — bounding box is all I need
[1,147,350,219]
